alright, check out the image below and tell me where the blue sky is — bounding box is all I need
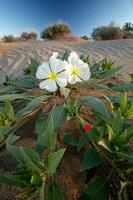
[0,0,133,38]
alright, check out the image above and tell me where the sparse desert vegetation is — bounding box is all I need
[91,22,123,41]
[41,22,71,40]
[91,21,133,41]
[80,35,89,40]
[2,31,38,43]
[20,31,38,40]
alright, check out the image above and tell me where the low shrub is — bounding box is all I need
[80,35,88,40]
[20,31,38,40]
[3,35,14,43]
[91,22,123,41]
[41,22,71,40]
[123,31,133,39]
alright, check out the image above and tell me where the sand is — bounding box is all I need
[0,38,133,84]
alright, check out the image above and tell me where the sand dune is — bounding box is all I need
[0,39,133,83]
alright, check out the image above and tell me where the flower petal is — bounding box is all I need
[76,76,82,82]
[64,60,73,75]
[68,52,79,66]
[50,52,58,59]
[50,59,59,72]
[39,79,51,89]
[68,75,77,84]
[39,62,50,74]
[79,68,91,80]
[36,67,48,79]
[79,72,91,80]
[58,71,70,78]
[56,60,67,72]
[39,79,57,92]
[56,78,67,88]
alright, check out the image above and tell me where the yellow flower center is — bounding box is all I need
[72,69,79,76]
[48,72,58,80]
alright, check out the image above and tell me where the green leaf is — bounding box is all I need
[30,57,40,68]
[77,134,90,151]
[116,151,133,163]
[0,174,20,187]
[78,177,110,200]
[19,95,50,116]
[0,127,8,136]
[62,132,77,147]
[120,94,127,113]
[20,147,42,172]
[47,180,63,200]
[112,109,122,136]
[90,59,105,72]
[88,84,115,93]
[52,105,68,132]
[5,135,20,145]
[99,65,124,80]
[102,95,133,104]
[35,113,46,155]
[0,86,20,93]
[111,83,133,92]
[4,170,31,188]
[10,79,38,89]
[5,96,14,120]
[98,140,112,153]
[62,51,68,61]
[81,96,110,118]
[44,148,66,176]
[0,93,31,102]
[6,145,41,168]
[44,116,56,150]
[124,125,133,144]
[60,88,70,98]
[81,148,101,171]
[0,170,31,188]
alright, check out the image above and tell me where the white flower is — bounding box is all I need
[36,53,69,92]
[65,52,91,84]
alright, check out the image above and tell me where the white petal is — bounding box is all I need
[39,79,57,92]
[79,72,91,80]
[75,76,82,82]
[56,60,66,72]
[50,59,59,72]
[68,52,79,66]
[36,67,48,79]
[68,75,77,84]
[79,69,91,80]
[78,60,88,69]
[46,80,57,92]
[56,78,67,88]
[64,60,73,75]
[50,52,58,59]
[39,62,50,74]
[58,71,70,78]
[39,79,51,89]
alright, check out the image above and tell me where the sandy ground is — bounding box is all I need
[0,39,133,83]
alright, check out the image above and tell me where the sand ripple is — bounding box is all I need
[0,39,133,83]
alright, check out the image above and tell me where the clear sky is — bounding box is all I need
[0,0,133,39]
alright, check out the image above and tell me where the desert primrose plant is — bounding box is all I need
[0,51,133,199]
[111,93,133,118]
[101,58,115,70]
